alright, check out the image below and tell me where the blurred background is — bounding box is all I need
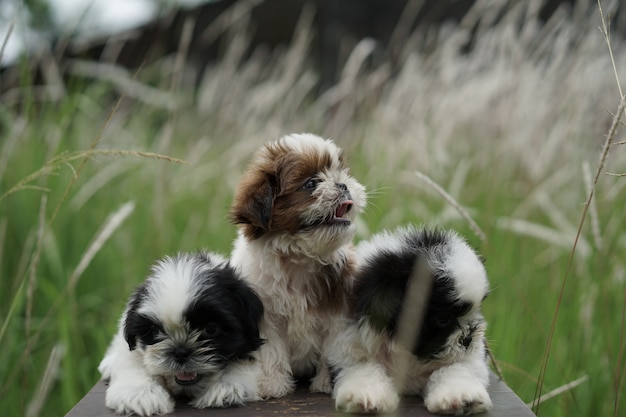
[1,0,625,416]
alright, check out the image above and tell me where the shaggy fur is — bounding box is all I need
[329,226,492,415]
[98,252,264,416]
[229,133,366,398]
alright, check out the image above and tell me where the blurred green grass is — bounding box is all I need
[2,2,626,416]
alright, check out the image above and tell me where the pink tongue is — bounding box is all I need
[175,372,198,382]
[335,200,353,218]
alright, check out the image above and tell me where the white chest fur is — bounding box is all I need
[231,233,351,375]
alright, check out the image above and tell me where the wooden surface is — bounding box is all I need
[65,372,535,416]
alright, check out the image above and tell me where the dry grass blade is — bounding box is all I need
[582,161,603,249]
[25,195,48,338]
[88,149,191,164]
[496,217,591,258]
[198,0,263,44]
[413,171,487,243]
[0,149,190,203]
[528,375,589,408]
[485,341,505,381]
[171,16,195,94]
[599,0,624,98]
[26,344,65,417]
[67,60,180,109]
[0,165,58,203]
[391,256,433,390]
[68,202,135,291]
[0,22,14,63]
[388,0,424,57]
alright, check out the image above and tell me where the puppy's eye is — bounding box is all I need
[140,325,161,345]
[203,323,221,338]
[302,178,321,190]
[434,317,454,328]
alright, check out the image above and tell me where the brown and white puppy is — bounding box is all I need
[229,133,366,398]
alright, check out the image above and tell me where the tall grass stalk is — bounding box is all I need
[0,22,13,63]
[532,91,625,415]
[616,287,626,417]
[68,201,135,291]
[26,344,64,417]
[528,375,589,408]
[25,195,47,340]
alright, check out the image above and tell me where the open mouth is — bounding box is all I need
[300,200,354,230]
[322,199,354,226]
[174,372,202,386]
[335,200,353,217]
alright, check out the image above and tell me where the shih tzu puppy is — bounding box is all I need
[98,252,264,416]
[229,133,366,398]
[330,225,492,415]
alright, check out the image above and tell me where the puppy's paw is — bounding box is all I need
[97,356,114,380]
[105,380,174,416]
[191,383,248,408]
[334,365,399,414]
[257,375,295,399]
[334,380,400,414]
[425,381,492,415]
[309,369,332,394]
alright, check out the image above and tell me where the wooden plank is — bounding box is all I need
[65,372,535,416]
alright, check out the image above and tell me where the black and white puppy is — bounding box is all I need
[330,226,492,415]
[98,252,264,416]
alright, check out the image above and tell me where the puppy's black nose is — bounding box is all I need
[461,335,473,348]
[336,182,348,191]
[173,347,191,363]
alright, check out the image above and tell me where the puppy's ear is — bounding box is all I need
[238,285,265,351]
[354,280,405,334]
[123,311,139,351]
[352,252,419,335]
[123,283,149,351]
[230,173,277,239]
[222,271,265,354]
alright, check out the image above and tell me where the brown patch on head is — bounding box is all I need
[228,145,278,239]
[230,139,336,240]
